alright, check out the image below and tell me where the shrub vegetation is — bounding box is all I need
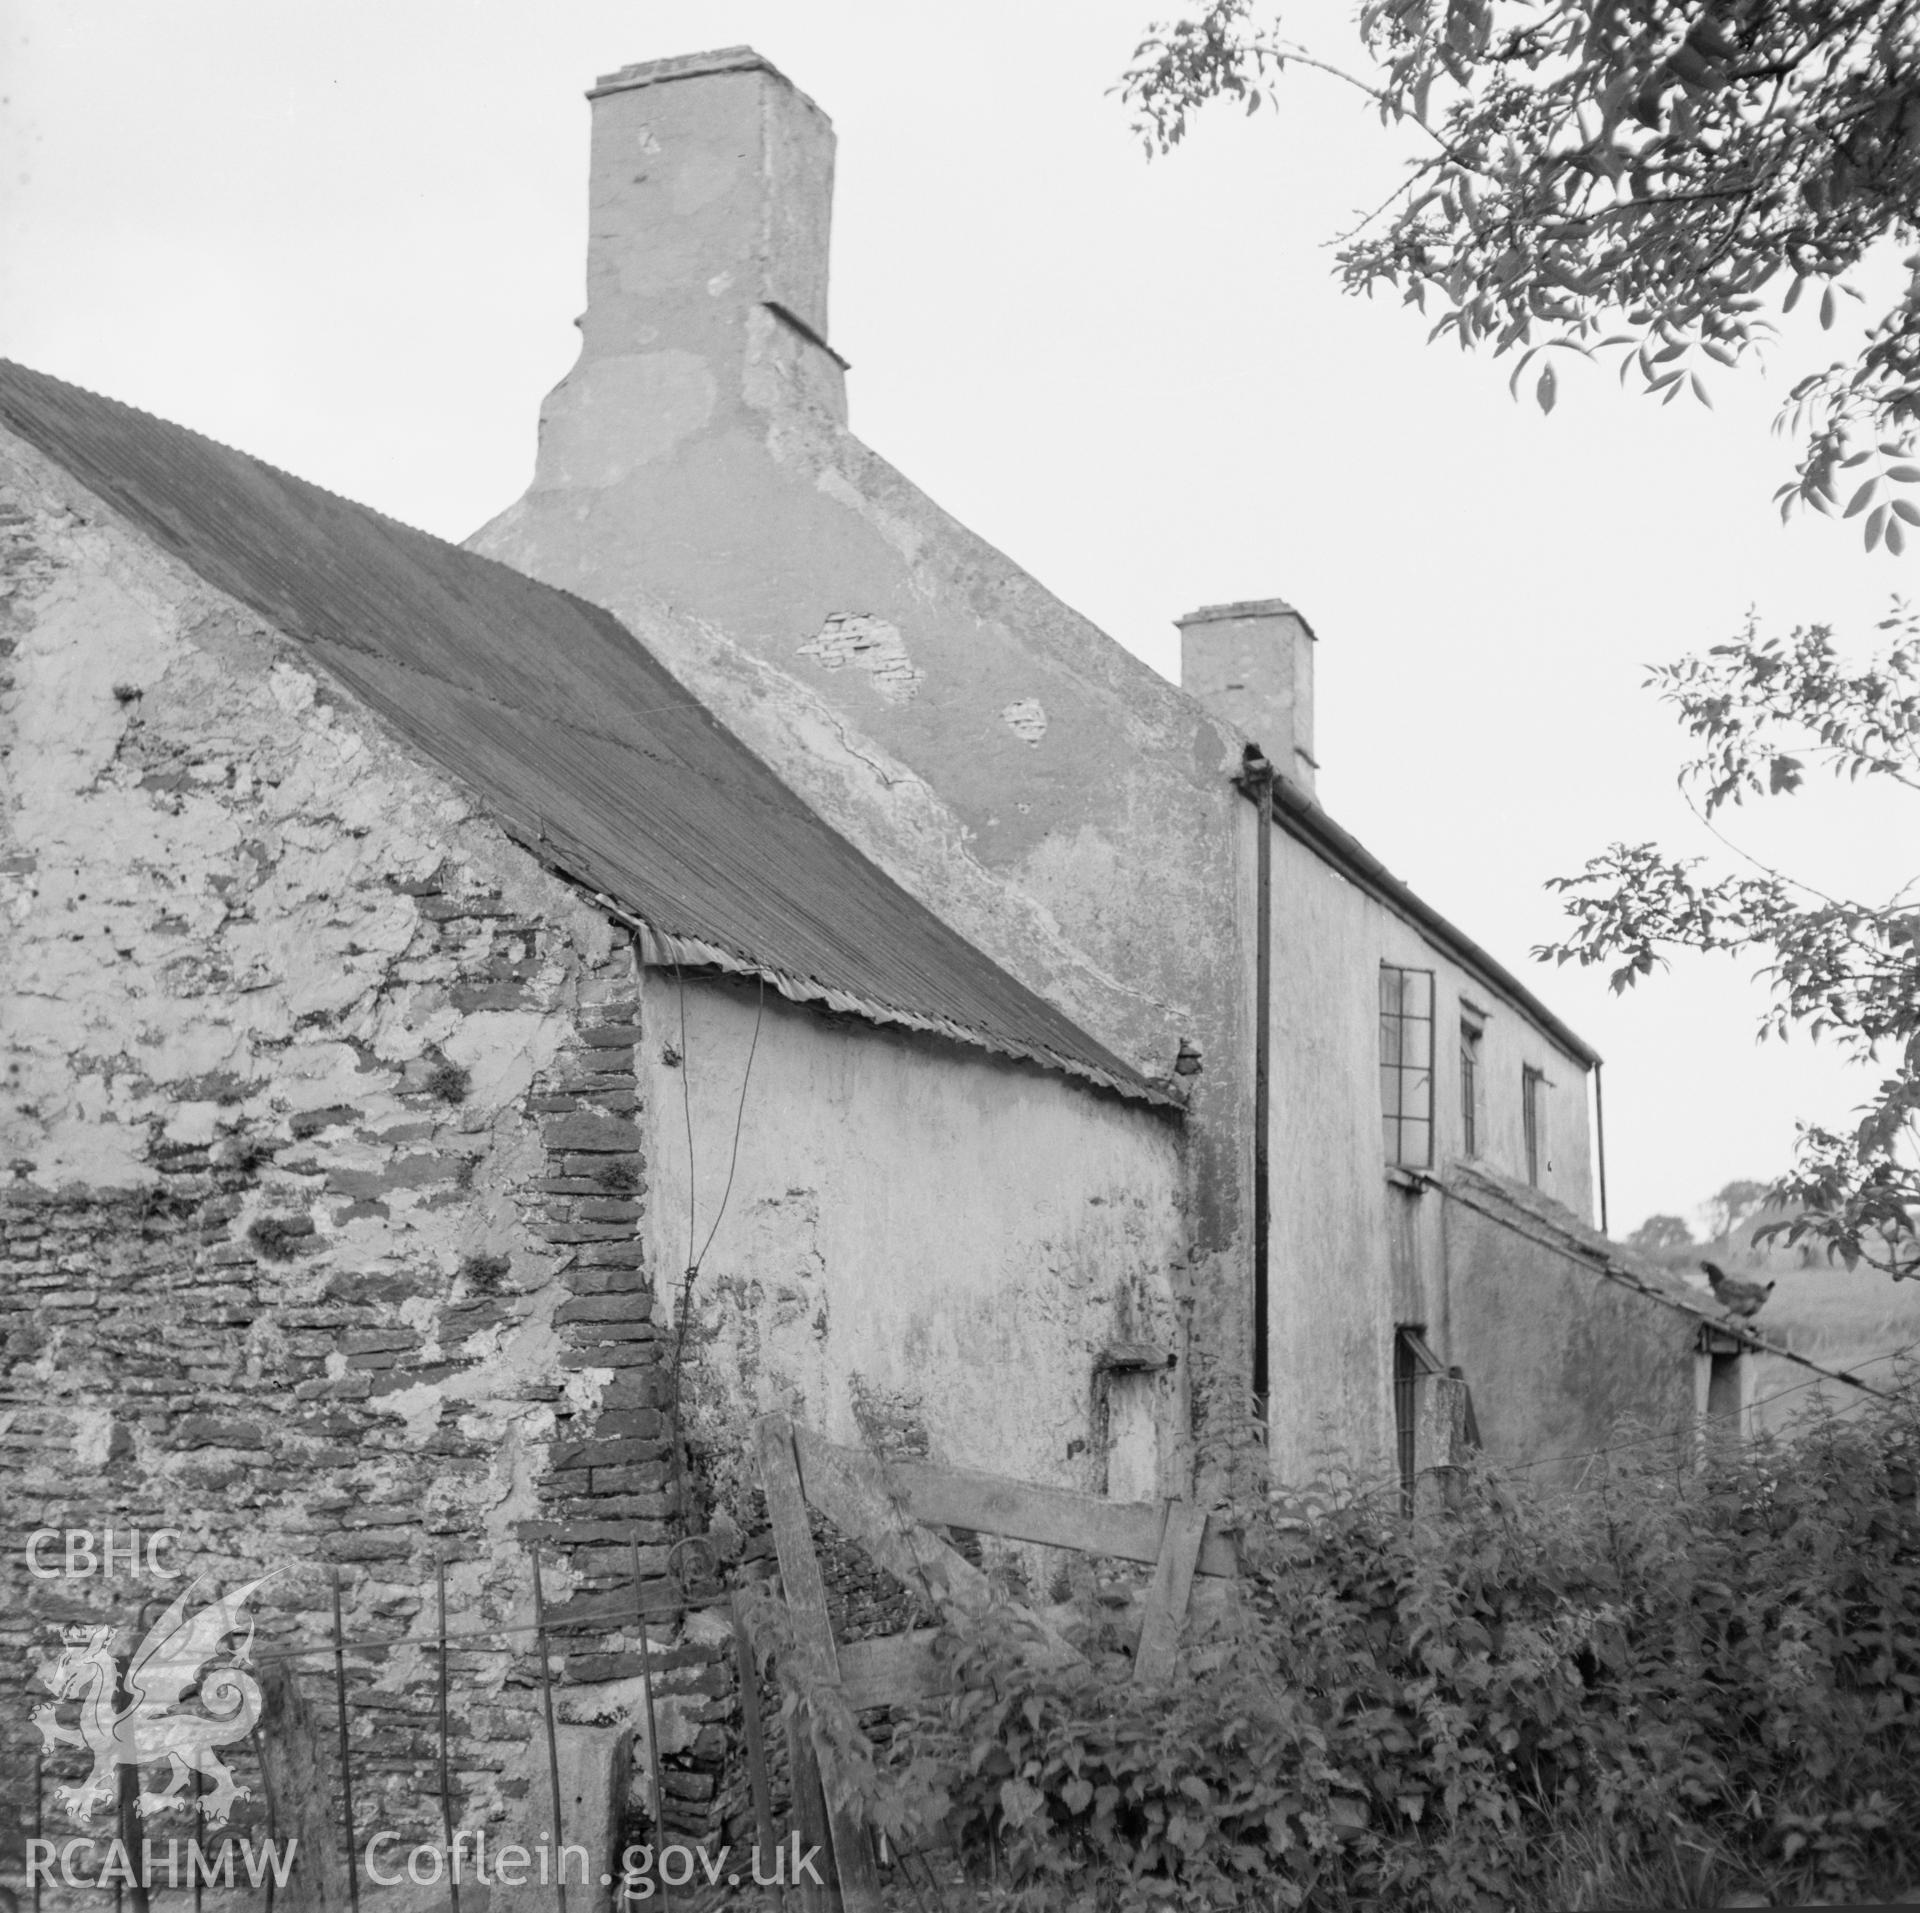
[854,1383,1920,1910]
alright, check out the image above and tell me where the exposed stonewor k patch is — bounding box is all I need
[796,614,922,705]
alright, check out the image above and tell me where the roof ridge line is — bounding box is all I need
[0,355,663,638]
[0,354,1172,1110]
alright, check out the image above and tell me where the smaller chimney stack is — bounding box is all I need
[1177,599,1318,796]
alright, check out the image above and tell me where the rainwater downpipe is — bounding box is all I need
[1248,749,1274,1427]
[1594,1059,1610,1237]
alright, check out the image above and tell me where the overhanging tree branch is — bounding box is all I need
[1121,0,1920,549]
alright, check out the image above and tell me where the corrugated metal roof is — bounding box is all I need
[0,358,1172,1107]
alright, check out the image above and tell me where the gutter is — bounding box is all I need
[579,891,1185,1112]
[1246,751,1274,1420]
[1245,773,1602,1070]
[1594,1060,1610,1236]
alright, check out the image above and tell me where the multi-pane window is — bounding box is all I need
[1522,1064,1547,1187]
[1379,965,1434,1168]
[1459,1013,1484,1157]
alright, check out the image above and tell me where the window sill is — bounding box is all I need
[1384,1165,1430,1194]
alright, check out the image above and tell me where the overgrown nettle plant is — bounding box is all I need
[868,1399,1920,1911]
[1538,606,1920,1278]
[1120,0,1920,546]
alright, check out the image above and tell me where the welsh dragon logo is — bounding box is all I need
[32,1572,278,1829]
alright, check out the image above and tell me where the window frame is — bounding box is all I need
[1522,1063,1547,1187]
[1458,1007,1486,1158]
[1379,963,1436,1170]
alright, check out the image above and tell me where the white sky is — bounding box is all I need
[3,0,1911,1238]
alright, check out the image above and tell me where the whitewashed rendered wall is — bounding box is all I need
[638,971,1188,1503]
[1265,826,1599,1483]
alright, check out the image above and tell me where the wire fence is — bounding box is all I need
[1491,1333,1920,1479]
[21,1536,716,1913]
[21,1348,1919,1911]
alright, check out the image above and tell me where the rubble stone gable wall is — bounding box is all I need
[0,440,729,1865]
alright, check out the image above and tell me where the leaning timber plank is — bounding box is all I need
[836,1629,952,1711]
[794,1429,1236,1578]
[791,1428,1079,1664]
[756,1415,884,1913]
[756,1417,838,1674]
[1132,1501,1211,1686]
[256,1659,353,1913]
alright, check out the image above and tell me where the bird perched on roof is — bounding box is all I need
[1700,1260,1774,1318]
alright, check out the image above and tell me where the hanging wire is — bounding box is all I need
[675,960,698,1280]
[692,971,765,1275]
[1427,1173,1897,1400]
[665,969,767,1553]
[235,1589,695,1667]
[1291,1335,1920,1513]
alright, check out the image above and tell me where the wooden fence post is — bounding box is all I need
[528,1549,570,1913]
[756,1415,883,1913]
[256,1659,354,1913]
[1133,1502,1209,1686]
[790,1429,1080,1664]
[747,1416,1242,1896]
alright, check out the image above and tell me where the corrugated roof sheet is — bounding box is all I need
[0,358,1171,1107]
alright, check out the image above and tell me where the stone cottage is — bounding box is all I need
[469,44,1744,1487]
[0,40,1756,1884]
[0,357,1185,1861]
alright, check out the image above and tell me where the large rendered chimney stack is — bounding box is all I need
[1177,600,1318,796]
[521,47,846,506]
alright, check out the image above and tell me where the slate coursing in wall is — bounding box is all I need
[0,466,736,1859]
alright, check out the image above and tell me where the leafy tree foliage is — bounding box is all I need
[1120,6,1918,1268]
[1120,0,1920,547]
[1629,1210,1695,1251]
[1540,609,1920,1277]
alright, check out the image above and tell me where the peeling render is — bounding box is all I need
[637,972,1186,1511]
[468,52,1256,1457]
[0,39,1705,1873]
[0,435,735,1849]
[0,411,1195,1861]
[1001,698,1049,747]
[796,612,922,704]
[460,47,1677,1492]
